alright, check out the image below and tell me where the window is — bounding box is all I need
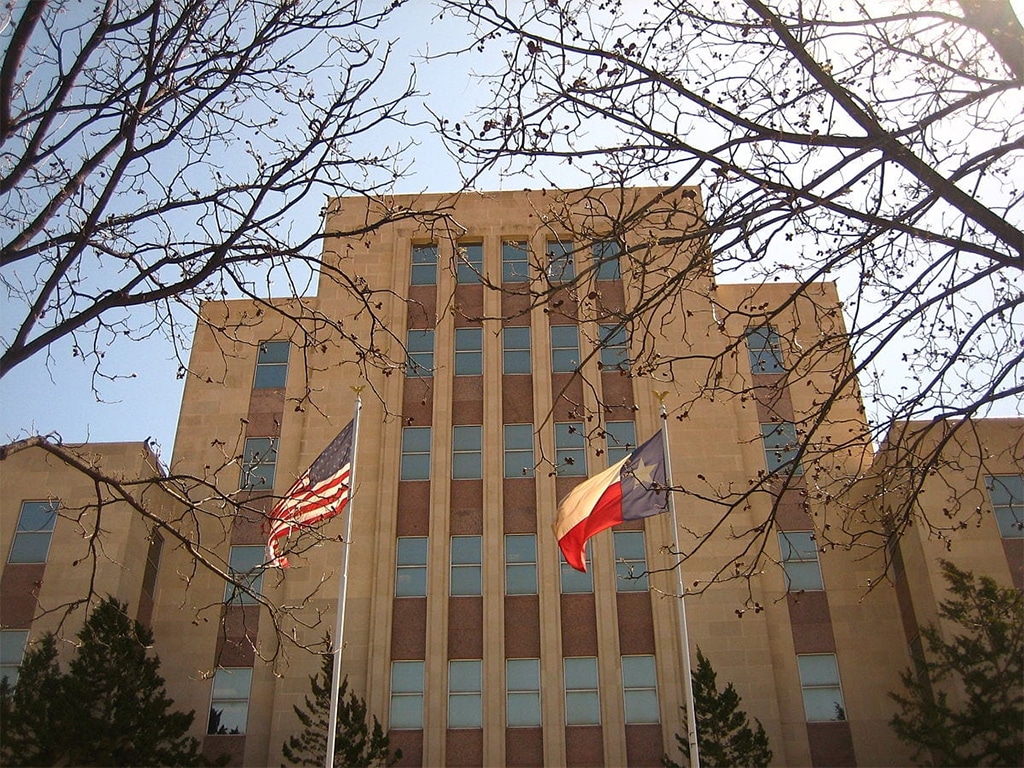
[406,329,434,378]
[507,658,541,727]
[457,242,483,284]
[452,425,482,479]
[396,536,428,597]
[502,240,530,283]
[797,654,846,721]
[224,545,265,604]
[455,327,483,376]
[503,327,531,374]
[449,659,482,728]
[0,631,28,687]
[622,655,659,724]
[778,531,824,591]
[400,427,430,480]
[8,500,58,563]
[451,535,482,596]
[564,657,600,725]
[599,324,629,371]
[746,326,785,374]
[986,475,1024,538]
[605,421,636,466]
[547,238,575,282]
[550,325,580,373]
[253,340,289,388]
[560,546,593,593]
[140,531,163,603]
[760,422,803,475]
[207,667,252,734]
[411,243,437,286]
[613,531,648,592]
[391,660,424,729]
[505,534,537,595]
[555,421,586,476]
[504,424,535,478]
[240,438,278,490]
[593,240,621,280]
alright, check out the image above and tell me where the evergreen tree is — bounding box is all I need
[663,648,772,768]
[0,634,65,766]
[0,597,204,767]
[282,651,401,767]
[889,561,1023,767]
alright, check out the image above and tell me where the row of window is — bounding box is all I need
[0,625,848,736]
[239,421,637,489]
[407,324,629,379]
[388,651,846,730]
[411,239,622,288]
[12,476,1022,578]
[215,531,648,611]
[391,653,657,730]
[400,421,637,482]
[397,531,648,597]
[396,421,799,481]
[254,324,784,392]
[5,528,809,620]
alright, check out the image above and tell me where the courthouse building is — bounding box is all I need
[1,187,1021,767]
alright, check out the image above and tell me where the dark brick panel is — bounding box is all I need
[215,605,259,667]
[616,592,656,656]
[626,723,666,767]
[503,479,537,534]
[504,595,541,658]
[786,593,837,655]
[448,596,483,659]
[500,292,532,323]
[388,730,423,767]
[505,727,543,767]
[560,593,598,657]
[391,598,427,660]
[565,725,604,767]
[453,285,484,322]
[402,379,434,426]
[450,480,483,536]
[502,378,534,424]
[406,285,436,328]
[452,376,484,425]
[396,482,430,536]
[807,721,857,767]
[0,563,43,627]
[445,728,483,767]
[202,734,245,767]
[600,371,635,410]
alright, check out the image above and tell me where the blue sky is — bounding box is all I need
[2,2,1021,461]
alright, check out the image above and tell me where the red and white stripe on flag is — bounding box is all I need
[267,420,354,568]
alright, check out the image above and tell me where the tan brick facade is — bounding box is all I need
[2,188,1020,767]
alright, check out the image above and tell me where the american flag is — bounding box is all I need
[266,420,354,568]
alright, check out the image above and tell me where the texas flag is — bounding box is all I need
[554,430,669,572]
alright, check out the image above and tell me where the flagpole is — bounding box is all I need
[325,391,363,768]
[658,396,701,768]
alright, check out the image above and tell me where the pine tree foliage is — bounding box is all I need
[0,597,204,767]
[664,648,772,768]
[0,634,65,766]
[889,561,1023,767]
[282,652,401,767]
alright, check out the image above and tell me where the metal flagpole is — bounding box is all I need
[325,390,363,768]
[658,395,701,768]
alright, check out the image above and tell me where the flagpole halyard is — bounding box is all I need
[325,392,362,768]
[658,396,701,768]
